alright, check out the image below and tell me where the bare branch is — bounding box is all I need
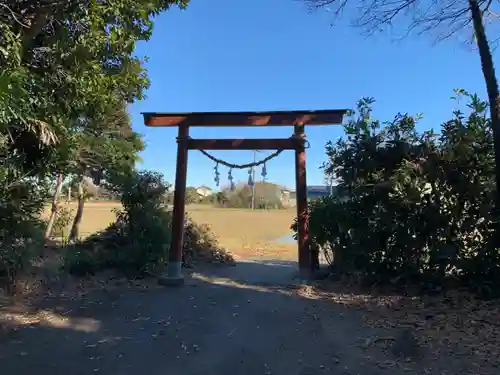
[0,2,29,27]
[302,0,498,42]
[484,0,494,13]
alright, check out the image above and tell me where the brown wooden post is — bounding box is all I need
[294,125,311,276]
[159,125,189,286]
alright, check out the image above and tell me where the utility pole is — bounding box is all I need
[251,150,256,210]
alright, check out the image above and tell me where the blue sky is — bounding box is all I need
[129,0,496,190]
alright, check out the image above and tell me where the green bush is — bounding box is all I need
[64,170,233,277]
[52,205,73,239]
[224,189,249,208]
[185,187,200,204]
[296,92,500,295]
[64,170,171,276]
[0,177,48,287]
[63,246,103,276]
[199,195,216,205]
[255,199,284,210]
[183,220,234,265]
[216,182,285,209]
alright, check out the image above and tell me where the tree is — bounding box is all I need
[1,1,184,242]
[42,99,145,241]
[218,182,284,209]
[67,102,145,241]
[44,173,64,239]
[299,93,500,292]
[304,0,500,214]
[1,0,188,180]
[186,187,200,204]
[0,0,188,286]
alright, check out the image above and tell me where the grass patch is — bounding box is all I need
[44,203,297,260]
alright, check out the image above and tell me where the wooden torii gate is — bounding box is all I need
[142,110,347,285]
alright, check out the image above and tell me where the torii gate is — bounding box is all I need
[142,110,347,285]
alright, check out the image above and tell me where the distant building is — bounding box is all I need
[280,187,295,207]
[196,185,213,198]
[307,185,331,200]
[273,185,338,206]
[307,185,349,202]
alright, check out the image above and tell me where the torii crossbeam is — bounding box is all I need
[142,109,347,285]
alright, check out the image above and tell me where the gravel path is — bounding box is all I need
[0,260,406,375]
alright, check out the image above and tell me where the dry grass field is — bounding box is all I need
[44,202,297,260]
[187,204,296,260]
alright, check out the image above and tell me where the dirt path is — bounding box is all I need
[0,260,415,375]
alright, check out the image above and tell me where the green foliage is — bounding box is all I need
[111,170,172,274]
[0,1,185,287]
[0,176,48,287]
[298,92,500,295]
[222,187,249,208]
[214,191,228,206]
[199,194,217,205]
[64,170,233,277]
[218,182,285,209]
[63,247,103,277]
[64,170,172,276]
[186,187,200,204]
[52,205,74,239]
[73,102,145,185]
[183,221,234,266]
[164,191,174,205]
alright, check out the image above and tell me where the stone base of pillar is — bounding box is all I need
[158,261,184,286]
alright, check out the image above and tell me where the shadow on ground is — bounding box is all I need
[0,259,475,375]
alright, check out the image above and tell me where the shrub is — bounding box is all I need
[64,170,233,277]
[183,220,234,265]
[185,187,200,204]
[199,195,216,205]
[64,170,171,276]
[52,205,73,239]
[0,177,48,288]
[297,92,500,295]
[216,182,285,209]
[223,190,249,208]
[255,199,284,210]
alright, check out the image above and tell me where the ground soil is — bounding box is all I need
[3,256,496,375]
[0,260,383,375]
[2,204,495,374]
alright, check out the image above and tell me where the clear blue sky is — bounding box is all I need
[129,0,496,190]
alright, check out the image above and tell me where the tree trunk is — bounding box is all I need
[469,0,500,214]
[44,173,63,240]
[69,177,85,242]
